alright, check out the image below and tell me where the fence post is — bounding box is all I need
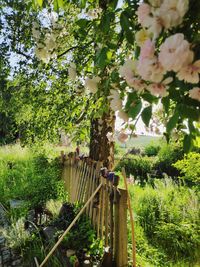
[114,189,128,267]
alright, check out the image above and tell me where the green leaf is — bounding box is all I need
[76,19,89,28]
[36,0,43,7]
[125,92,138,110]
[100,13,111,33]
[183,134,193,153]
[141,106,152,127]
[166,112,179,134]
[120,12,130,32]
[109,0,118,9]
[57,0,64,8]
[80,0,86,8]
[178,104,199,121]
[54,0,58,11]
[162,96,170,114]
[95,47,108,69]
[120,11,134,44]
[128,100,142,120]
[106,50,112,60]
[142,92,158,104]
[125,29,134,44]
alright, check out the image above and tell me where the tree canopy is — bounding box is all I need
[0,0,200,152]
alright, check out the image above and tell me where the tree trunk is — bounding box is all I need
[89,111,115,169]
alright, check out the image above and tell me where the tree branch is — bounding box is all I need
[15,49,32,60]
[58,41,93,58]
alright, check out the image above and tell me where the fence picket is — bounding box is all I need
[61,155,128,267]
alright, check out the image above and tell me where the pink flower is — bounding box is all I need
[159,33,192,72]
[148,0,162,7]
[137,3,151,27]
[126,77,146,92]
[177,60,200,84]
[189,87,200,102]
[146,16,163,39]
[140,39,155,60]
[155,0,189,30]
[147,77,173,97]
[137,57,165,83]
[118,131,129,143]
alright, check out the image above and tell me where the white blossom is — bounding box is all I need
[85,76,101,94]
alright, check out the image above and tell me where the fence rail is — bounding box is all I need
[61,153,128,267]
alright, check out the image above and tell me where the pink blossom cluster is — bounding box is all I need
[119,0,200,102]
[137,0,189,39]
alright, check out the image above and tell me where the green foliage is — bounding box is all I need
[128,179,200,266]
[144,143,161,157]
[173,152,200,184]
[115,155,155,183]
[155,142,184,176]
[0,145,67,208]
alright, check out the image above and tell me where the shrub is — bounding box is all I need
[173,152,200,184]
[155,142,184,177]
[144,143,160,157]
[114,155,155,184]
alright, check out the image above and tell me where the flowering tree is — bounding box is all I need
[119,0,200,152]
[1,0,200,166]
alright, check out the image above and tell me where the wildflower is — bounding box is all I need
[137,3,151,27]
[119,59,137,79]
[140,39,155,60]
[158,0,189,29]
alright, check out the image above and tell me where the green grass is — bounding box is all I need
[0,144,67,210]
[125,179,200,267]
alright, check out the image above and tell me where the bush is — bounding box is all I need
[173,152,200,185]
[155,142,184,177]
[114,155,155,184]
[144,143,160,157]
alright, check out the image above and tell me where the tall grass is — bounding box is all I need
[0,144,67,210]
[127,178,200,266]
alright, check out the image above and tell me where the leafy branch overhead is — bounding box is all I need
[0,0,200,150]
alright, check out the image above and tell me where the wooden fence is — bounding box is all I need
[61,153,128,267]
